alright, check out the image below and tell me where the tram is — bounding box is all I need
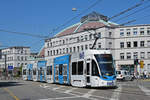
[23,50,116,87]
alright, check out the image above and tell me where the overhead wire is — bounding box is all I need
[114,4,150,22]
[0,29,47,39]
[108,0,146,21]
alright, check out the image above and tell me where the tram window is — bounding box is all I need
[29,69,31,75]
[50,66,52,75]
[23,69,26,75]
[33,69,36,75]
[59,64,63,75]
[92,60,99,76]
[72,62,77,75]
[40,68,43,75]
[87,63,90,75]
[78,61,83,75]
[47,66,50,75]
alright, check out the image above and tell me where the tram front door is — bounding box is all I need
[86,60,91,86]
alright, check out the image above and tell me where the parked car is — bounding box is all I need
[116,70,133,81]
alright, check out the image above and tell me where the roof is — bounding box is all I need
[55,11,118,37]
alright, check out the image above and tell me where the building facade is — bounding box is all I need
[0,46,30,75]
[44,12,150,74]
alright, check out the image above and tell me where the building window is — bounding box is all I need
[89,34,92,40]
[81,45,84,51]
[89,44,92,49]
[140,41,145,47]
[120,53,124,60]
[147,27,150,35]
[127,42,131,48]
[148,64,150,73]
[73,47,76,52]
[120,42,124,48]
[140,28,144,35]
[133,41,138,47]
[48,51,50,56]
[98,32,101,38]
[98,42,101,49]
[77,37,79,42]
[108,42,112,48]
[109,32,112,38]
[85,45,88,50]
[133,31,137,35]
[77,46,80,52]
[147,52,150,59]
[147,41,150,47]
[60,49,62,54]
[50,50,52,56]
[63,40,65,44]
[66,48,68,53]
[120,32,124,36]
[85,35,88,41]
[53,50,55,55]
[140,52,145,59]
[81,36,84,41]
[47,43,49,47]
[127,32,130,36]
[70,47,72,53]
[127,52,131,59]
[133,52,138,59]
[140,31,144,35]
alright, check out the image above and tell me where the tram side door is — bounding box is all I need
[55,65,59,83]
[86,60,91,86]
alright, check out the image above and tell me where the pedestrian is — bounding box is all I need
[144,70,147,79]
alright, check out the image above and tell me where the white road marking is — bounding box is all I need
[110,85,122,100]
[39,96,80,100]
[81,89,96,98]
[139,85,150,96]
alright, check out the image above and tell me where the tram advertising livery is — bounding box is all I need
[23,50,116,87]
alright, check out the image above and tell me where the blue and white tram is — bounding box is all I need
[27,64,33,81]
[37,60,47,82]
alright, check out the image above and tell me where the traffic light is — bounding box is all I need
[134,59,139,65]
[140,60,144,68]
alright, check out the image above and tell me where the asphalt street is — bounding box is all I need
[0,79,150,100]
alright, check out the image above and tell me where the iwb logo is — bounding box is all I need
[79,52,84,59]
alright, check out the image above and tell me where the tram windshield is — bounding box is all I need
[95,54,115,76]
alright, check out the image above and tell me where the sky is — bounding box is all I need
[0,0,150,53]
